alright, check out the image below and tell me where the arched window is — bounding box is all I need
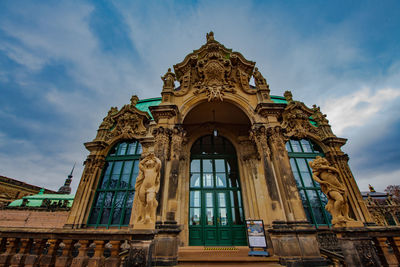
[88,141,142,228]
[286,139,332,227]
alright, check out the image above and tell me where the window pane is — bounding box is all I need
[231,207,244,225]
[100,163,113,189]
[190,160,200,173]
[190,173,201,188]
[111,192,126,224]
[109,161,123,189]
[136,143,142,154]
[123,192,134,225]
[218,193,226,207]
[218,208,228,225]
[120,161,133,188]
[117,143,127,155]
[130,161,139,189]
[100,192,114,224]
[203,173,213,187]
[88,192,105,224]
[313,207,327,224]
[190,191,201,207]
[127,142,137,155]
[216,173,226,187]
[206,208,214,225]
[203,159,213,172]
[307,190,321,207]
[228,173,238,188]
[300,139,313,152]
[230,191,241,207]
[215,159,225,172]
[291,140,302,152]
[190,208,201,225]
[304,207,313,223]
[286,142,292,152]
[206,193,213,207]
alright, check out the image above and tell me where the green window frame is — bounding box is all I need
[88,141,142,228]
[286,139,332,227]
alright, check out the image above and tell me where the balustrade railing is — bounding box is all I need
[0,228,154,267]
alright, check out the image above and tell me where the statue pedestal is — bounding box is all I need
[333,220,364,228]
[133,223,156,230]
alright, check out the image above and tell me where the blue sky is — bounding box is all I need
[0,0,399,193]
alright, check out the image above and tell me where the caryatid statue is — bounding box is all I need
[135,153,162,224]
[309,156,354,227]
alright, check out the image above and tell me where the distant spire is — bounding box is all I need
[369,184,376,193]
[58,163,75,194]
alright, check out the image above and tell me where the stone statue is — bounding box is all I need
[131,95,139,106]
[309,156,354,226]
[312,104,329,125]
[135,153,162,224]
[206,31,214,42]
[99,107,118,129]
[253,67,268,87]
[161,68,176,89]
[284,91,293,103]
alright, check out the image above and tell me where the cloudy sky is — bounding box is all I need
[0,0,399,193]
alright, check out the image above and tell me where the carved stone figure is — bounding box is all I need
[309,156,354,226]
[99,107,118,129]
[161,68,176,89]
[135,153,162,224]
[253,67,268,88]
[206,31,214,42]
[131,95,139,106]
[284,90,293,103]
[312,104,329,125]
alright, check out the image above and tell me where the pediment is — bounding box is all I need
[168,32,258,99]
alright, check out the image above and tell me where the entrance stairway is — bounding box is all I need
[177,246,283,266]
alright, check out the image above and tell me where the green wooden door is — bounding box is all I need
[189,135,247,246]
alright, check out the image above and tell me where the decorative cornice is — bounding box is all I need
[149,105,179,123]
[255,103,286,117]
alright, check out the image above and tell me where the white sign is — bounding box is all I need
[246,220,267,248]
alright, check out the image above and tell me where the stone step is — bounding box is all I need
[178,246,283,266]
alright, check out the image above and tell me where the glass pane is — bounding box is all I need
[313,207,327,224]
[205,193,213,207]
[130,161,139,189]
[203,173,213,187]
[117,142,127,155]
[300,139,313,152]
[100,192,114,224]
[190,191,201,207]
[127,142,137,155]
[300,171,314,187]
[100,163,113,189]
[296,158,308,172]
[304,206,313,223]
[123,192,134,225]
[218,193,226,207]
[292,172,302,187]
[88,192,105,224]
[190,173,201,188]
[231,207,244,225]
[215,159,225,172]
[286,142,292,152]
[291,140,302,152]
[228,173,238,188]
[206,208,214,225]
[299,190,307,203]
[109,161,123,189]
[230,191,242,208]
[216,173,226,187]
[218,208,228,225]
[203,159,213,172]
[190,208,201,225]
[111,192,126,224]
[311,142,322,153]
[136,143,142,154]
[307,190,321,207]
[120,161,133,188]
[190,160,200,173]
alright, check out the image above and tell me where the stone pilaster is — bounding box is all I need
[267,126,308,223]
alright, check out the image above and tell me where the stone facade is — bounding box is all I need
[1,32,400,267]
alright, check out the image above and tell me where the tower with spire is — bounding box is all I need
[58,164,75,194]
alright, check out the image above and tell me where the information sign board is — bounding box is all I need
[245,219,267,248]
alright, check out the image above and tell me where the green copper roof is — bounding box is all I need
[8,193,75,207]
[135,95,288,116]
[136,98,162,118]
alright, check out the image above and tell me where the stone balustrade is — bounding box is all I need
[0,228,155,267]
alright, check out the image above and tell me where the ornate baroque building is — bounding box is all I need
[1,32,400,267]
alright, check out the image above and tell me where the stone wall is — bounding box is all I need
[0,210,68,228]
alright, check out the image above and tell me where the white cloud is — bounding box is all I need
[323,87,400,135]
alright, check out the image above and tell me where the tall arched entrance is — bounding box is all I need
[189,135,247,246]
